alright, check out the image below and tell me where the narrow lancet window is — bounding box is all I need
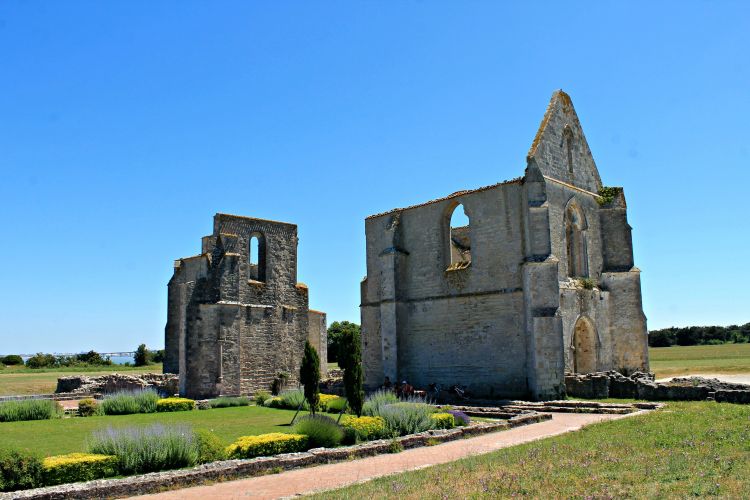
[447,203,471,270]
[563,125,574,174]
[248,233,266,281]
[565,202,588,278]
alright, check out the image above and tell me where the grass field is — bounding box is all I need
[0,364,163,396]
[0,404,299,456]
[313,401,750,499]
[649,343,750,378]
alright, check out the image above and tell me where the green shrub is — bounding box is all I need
[77,398,101,417]
[194,429,226,463]
[25,353,57,369]
[88,424,199,475]
[278,389,308,410]
[322,396,347,413]
[429,412,455,430]
[378,403,435,436]
[210,396,251,408]
[0,449,43,492]
[362,390,399,417]
[100,389,159,415]
[42,453,118,486]
[0,399,63,422]
[263,396,282,408]
[1,355,24,366]
[226,433,308,459]
[253,391,271,406]
[292,414,344,448]
[156,398,195,412]
[340,415,388,443]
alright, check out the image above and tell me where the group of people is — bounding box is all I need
[382,377,470,400]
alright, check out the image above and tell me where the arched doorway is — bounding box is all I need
[573,317,597,374]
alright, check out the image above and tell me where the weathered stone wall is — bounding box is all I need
[307,310,328,376]
[56,373,179,396]
[165,214,325,399]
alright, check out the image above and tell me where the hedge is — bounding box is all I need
[430,412,455,430]
[156,398,196,412]
[340,415,388,443]
[226,433,308,459]
[42,453,118,486]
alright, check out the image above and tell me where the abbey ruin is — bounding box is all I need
[164,213,326,399]
[360,90,649,400]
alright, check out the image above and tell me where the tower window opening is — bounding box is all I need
[447,203,471,270]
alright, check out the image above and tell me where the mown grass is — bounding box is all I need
[649,343,750,378]
[0,364,163,396]
[0,405,298,456]
[313,402,750,499]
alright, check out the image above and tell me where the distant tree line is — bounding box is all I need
[1,345,166,369]
[649,323,750,347]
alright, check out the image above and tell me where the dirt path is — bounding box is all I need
[139,411,642,500]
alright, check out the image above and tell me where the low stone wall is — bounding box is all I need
[55,373,179,396]
[2,413,547,500]
[0,392,90,403]
[565,372,750,403]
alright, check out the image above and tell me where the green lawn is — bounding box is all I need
[649,343,750,378]
[313,402,750,499]
[0,405,299,456]
[0,364,163,396]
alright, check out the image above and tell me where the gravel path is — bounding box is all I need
[139,411,643,500]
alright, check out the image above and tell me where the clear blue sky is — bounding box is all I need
[1,2,748,354]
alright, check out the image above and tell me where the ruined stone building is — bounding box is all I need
[360,91,649,400]
[164,213,326,399]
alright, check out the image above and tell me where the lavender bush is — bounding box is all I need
[446,409,471,426]
[88,424,198,474]
[100,389,159,415]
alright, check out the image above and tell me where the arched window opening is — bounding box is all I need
[248,233,266,282]
[565,202,588,278]
[563,125,574,174]
[573,317,597,374]
[448,204,471,270]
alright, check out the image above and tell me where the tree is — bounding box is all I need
[299,341,320,414]
[134,344,150,367]
[327,321,360,363]
[1,354,24,366]
[339,327,364,417]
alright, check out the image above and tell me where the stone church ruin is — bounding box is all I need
[360,90,649,400]
[164,213,326,399]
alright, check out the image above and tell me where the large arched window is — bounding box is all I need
[248,232,266,282]
[447,203,471,270]
[565,201,588,278]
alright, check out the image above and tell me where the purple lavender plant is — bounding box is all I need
[446,409,471,426]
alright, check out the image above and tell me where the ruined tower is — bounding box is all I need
[164,213,327,399]
[360,90,649,400]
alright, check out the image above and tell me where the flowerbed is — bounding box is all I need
[226,433,309,459]
[156,398,196,412]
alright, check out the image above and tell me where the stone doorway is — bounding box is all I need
[573,317,597,374]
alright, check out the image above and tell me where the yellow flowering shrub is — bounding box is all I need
[318,394,339,411]
[430,412,455,430]
[42,453,118,485]
[340,415,388,443]
[226,433,308,459]
[156,398,195,412]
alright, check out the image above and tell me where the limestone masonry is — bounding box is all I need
[164,213,326,399]
[360,90,649,400]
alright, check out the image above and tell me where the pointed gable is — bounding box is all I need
[527,90,602,193]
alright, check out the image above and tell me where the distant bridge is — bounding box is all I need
[12,352,136,359]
